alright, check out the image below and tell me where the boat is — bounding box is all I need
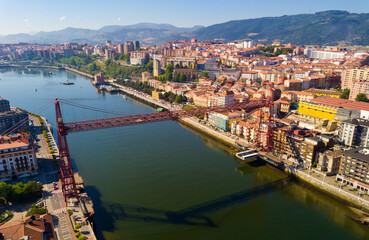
[122,95,127,100]
[63,81,74,85]
[235,150,258,161]
[35,88,37,92]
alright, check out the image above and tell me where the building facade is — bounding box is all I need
[0,133,37,181]
[339,119,369,147]
[337,148,369,192]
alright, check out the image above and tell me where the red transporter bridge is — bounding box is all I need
[55,98,273,200]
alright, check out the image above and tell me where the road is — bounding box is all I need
[30,116,76,240]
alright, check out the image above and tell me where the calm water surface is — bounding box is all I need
[0,68,368,240]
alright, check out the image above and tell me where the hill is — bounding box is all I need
[1,11,369,46]
[0,23,204,45]
[192,10,369,45]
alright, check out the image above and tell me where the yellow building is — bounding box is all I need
[298,101,337,122]
[152,91,161,100]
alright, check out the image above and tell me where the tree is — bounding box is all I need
[26,204,47,216]
[175,95,182,103]
[355,93,368,102]
[105,59,112,66]
[175,64,180,68]
[88,63,97,72]
[165,64,174,74]
[202,71,209,78]
[179,73,187,82]
[340,88,350,99]
[123,53,130,62]
[164,72,172,81]
[70,59,77,66]
[173,73,180,82]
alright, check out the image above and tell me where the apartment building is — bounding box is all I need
[300,137,325,167]
[339,119,369,147]
[341,68,369,90]
[0,98,28,134]
[216,91,235,106]
[337,148,369,192]
[0,133,37,181]
[208,111,244,132]
[349,80,369,100]
[124,41,134,54]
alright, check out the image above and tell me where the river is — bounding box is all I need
[0,68,368,240]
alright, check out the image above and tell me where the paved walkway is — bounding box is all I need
[44,183,75,240]
[30,116,76,240]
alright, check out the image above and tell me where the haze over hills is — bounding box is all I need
[0,23,204,45]
[1,11,369,45]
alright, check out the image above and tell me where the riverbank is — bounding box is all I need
[0,64,63,70]
[64,66,94,79]
[106,79,369,226]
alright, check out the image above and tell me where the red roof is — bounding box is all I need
[311,96,369,112]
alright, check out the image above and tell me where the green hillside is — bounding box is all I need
[192,11,369,45]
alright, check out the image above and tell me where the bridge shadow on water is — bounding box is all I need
[90,178,291,239]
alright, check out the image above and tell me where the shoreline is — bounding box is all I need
[107,79,369,223]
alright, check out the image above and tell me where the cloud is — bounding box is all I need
[59,16,66,21]
[118,17,121,21]
[23,19,29,23]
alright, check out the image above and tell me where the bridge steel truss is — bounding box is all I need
[55,98,272,199]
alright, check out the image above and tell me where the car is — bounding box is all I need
[53,185,58,190]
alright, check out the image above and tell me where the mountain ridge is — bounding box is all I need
[1,11,369,45]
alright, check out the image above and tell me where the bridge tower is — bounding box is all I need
[55,98,78,200]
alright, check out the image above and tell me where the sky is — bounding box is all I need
[0,0,368,35]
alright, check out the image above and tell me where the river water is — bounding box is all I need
[0,68,368,240]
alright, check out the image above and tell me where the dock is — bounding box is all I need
[236,150,259,161]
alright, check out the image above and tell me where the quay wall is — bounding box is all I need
[286,166,369,211]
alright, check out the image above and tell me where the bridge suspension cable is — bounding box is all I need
[2,99,54,135]
[58,99,125,116]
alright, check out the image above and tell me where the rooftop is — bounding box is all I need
[342,148,369,163]
[311,96,369,112]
